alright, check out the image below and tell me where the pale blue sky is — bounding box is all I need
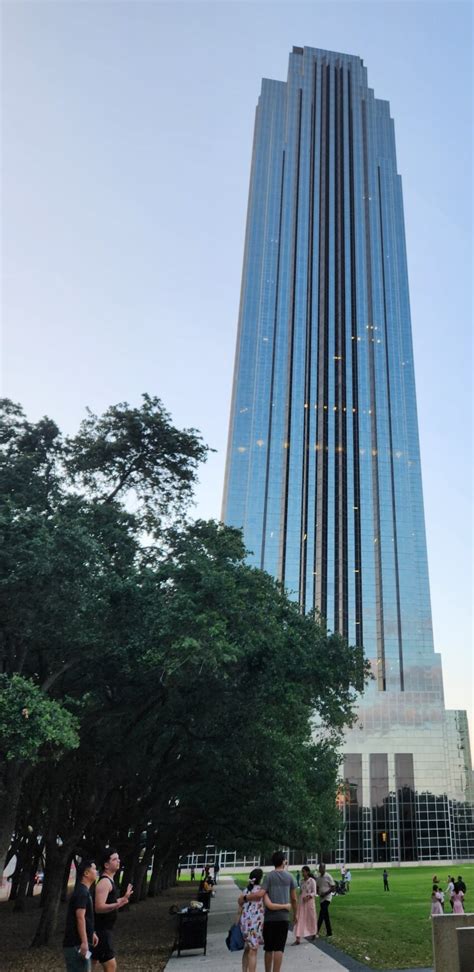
[2,1,472,737]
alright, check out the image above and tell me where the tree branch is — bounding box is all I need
[103,459,140,504]
[41,661,76,693]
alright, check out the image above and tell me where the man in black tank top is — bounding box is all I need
[92,848,133,971]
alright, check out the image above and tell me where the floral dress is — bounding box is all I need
[240,885,264,949]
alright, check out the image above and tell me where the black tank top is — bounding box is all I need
[95,874,118,930]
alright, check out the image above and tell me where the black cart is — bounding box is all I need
[175,908,208,957]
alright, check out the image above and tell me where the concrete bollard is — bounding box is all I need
[457,926,474,972]
[432,914,474,972]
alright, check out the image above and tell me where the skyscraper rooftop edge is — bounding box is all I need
[292,44,364,64]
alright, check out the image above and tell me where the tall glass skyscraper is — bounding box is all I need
[223,46,473,863]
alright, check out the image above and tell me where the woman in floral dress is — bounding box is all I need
[292,865,317,943]
[238,868,290,972]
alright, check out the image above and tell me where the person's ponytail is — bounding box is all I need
[246,867,263,892]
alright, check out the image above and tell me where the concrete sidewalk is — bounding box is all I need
[164,877,351,970]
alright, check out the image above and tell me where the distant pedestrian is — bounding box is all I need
[200,865,212,888]
[345,868,352,892]
[383,869,389,891]
[198,871,214,909]
[452,886,465,914]
[316,864,335,937]
[445,876,455,910]
[431,885,443,917]
[177,865,182,880]
[292,866,317,945]
[190,865,196,882]
[457,876,466,894]
[92,848,133,971]
[63,859,98,971]
[261,852,297,971]
[213,861,220,883]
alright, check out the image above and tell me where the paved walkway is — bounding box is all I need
[164,877,433,972]
[165,877,359,970]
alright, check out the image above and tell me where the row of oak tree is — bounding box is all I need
[0,395,368,947]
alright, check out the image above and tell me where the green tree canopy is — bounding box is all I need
[0,395,369,949]
[0,395,209,871]
[0,674,79,762]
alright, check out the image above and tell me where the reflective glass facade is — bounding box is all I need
[223,46,474,862]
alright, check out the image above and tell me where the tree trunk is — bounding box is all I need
[61,853,74,902]
[120,849,137,896]
[133,859,148,902]
[139,867,148,901]
[147,852,161,897]
[9,835,30,903]
[148,846,177,895]
[9,862,21,901]
[30,842,69,946]
[134,842,153,902]
[13,863,31,912]
[13,833,40,909]
[27,851,41,898]
[0,763,25,874]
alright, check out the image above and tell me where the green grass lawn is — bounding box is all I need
[230,864,474,969]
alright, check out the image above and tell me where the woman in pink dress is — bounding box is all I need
[452,886,465,914]
[292,866,317,944]
[431,885,444,916]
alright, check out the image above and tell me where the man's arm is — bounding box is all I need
[94,877,132,913]
[238,874,269,908]
[263,893,290,911]
[237,887,265,906]
[290,887,298,922]
[75,908,89,958]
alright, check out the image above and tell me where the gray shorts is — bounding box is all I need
[63,947,91,972]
